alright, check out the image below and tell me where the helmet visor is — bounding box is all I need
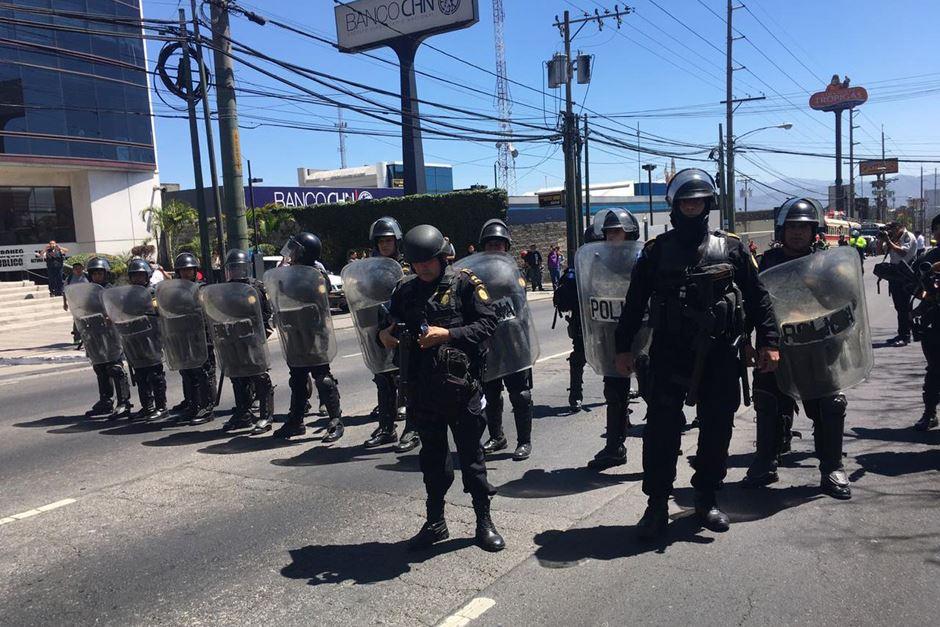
[225,261,250,281]
[280,238,304,265]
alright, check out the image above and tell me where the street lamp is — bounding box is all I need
[642,163,657,228]
[735,123,793,145]
[246,159,263,256]
[727,123,792,229]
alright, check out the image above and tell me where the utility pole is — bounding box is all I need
[191,0,225,266]
[336,107,348,169]
[725,0,737,231]
[209,0,249,251]
[849,108,858,219]
[636,123,641,185]
[643,163,656,229]
[717,123,726,218]
[551,6,631,261]
[921,165,925,232]
[575,113,584,245]
[881,126,886,221]
[177,9,212,277]
[583,114,591,234]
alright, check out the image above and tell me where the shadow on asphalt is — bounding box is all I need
[532,518,713,567]
[723,450,817,470]
[673,485,822,524]
[852,449,940,478]
[497,467,642,499]
[271,442,383,467]
[851,426,940,446]
[13,414,106,433]
[281,537,475,585]
[374,453,422,473]
[198,434,313,455]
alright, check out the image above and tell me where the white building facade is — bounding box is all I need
[0,0,160,278]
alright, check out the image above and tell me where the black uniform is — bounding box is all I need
[130,285,167,419]
[225,277,275,431]
[554,266,586,408]
[616,230,778,502]
[88,281,132,417]
[176,285,217,422]
[915,246,940,430]
[744,247,849,493]
[388,266,498,509]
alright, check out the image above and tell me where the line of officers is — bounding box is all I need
[66,168,874,551]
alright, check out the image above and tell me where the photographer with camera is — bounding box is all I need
[879,222,917,346]
[37,241,68,296]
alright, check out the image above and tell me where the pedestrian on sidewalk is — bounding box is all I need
[525,243,544,291]
[547,245,561,289]
[880,221,917,346]
[38,241,68,296]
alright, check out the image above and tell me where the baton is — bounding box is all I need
[215,366,225,406]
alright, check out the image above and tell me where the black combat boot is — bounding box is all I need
[587,444,627,470]
[109,401,133,421]
[189,404,214,426]
[394,429,420,453]
[482,435,508,454]
[409,500,449,550]
[364,425,397,448]
[472,498,505,552]
[147,405,168,422]
[85,398,113,418]
[222,410,254,432]
[273,416,306,439]
[743,413,781,488]
[914,398,938,431]
[512,443,532,461]
[322,417,344,443]
[694,491,730,532]
[820,470,852,500]
[169,400,190,414]
[637,497,669,540]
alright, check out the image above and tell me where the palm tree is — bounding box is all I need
[140,200,197,265]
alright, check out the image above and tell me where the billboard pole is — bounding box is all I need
[835,108,844,216]
[390,37,427,196]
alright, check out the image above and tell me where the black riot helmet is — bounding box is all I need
[774,197,823,242]
[479,218,512,251]
[666,168,718,236]
[174,252,200,271]
[369,216,403,244]
[126,257,152,278]
[281,232,322,267]
[403,224,449,264]
[593,207,640,241]
[584,225,603,243]
[86,256,111,283]
[224,249,251,281]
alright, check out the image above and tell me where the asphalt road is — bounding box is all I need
[1,270,939,626]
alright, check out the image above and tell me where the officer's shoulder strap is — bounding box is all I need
[458,267,484,285]
[713,230,740,240]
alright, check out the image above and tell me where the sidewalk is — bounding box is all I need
[0,290,556,373]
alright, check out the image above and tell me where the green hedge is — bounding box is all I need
[66,252,129,281]
[291,189,508,270]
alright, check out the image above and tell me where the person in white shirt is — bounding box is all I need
[882,222,917,345]
[915,230,927,256]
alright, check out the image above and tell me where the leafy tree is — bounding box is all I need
[140,200,198,265]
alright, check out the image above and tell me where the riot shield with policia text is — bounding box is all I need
[200,282,270,378]
[103,285,164,368]
[453,251,540,381]
[760,245,873,400]
[264,264,336,368]
[575,240,644,378]
[156,279,208,370]
[65,282,124,365]
[341,256,403,374]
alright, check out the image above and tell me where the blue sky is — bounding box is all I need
[143,0,940,204]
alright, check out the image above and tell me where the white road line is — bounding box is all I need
[0,365,90,386]
[438,597,496,627]
[536,350,570,363]
[341,352,363,358]
[0,498,76,526]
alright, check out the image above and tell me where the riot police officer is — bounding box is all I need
[123,258,168,421]
[219,249,276,435]
[379,225,504,552]
[271,233,344,442]
[587,208,640,471]
[476,219,533,461]
[913,214,940,432]
[81,257,132,419]
[168,252,215,425]
[743,198,851,499]
[615,169,780,538]
[553,226,602,412]
[363,217,420,452]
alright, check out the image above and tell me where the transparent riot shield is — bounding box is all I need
[341,257,403,374]
[65,282,123,365]
[264,265,336,368]
[156,279,208,370]
[453,252,540,382]
[102,285,164,368]
[575,240,644,377]
[200,282,270,378]
[760,246,873,400]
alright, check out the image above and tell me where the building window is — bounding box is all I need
[0,186,76,245]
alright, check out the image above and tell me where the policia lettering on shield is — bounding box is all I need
[378,224,505,552]
[614,168,780,540]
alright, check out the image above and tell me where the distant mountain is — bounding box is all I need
[739,174,937,212]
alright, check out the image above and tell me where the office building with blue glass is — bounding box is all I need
[0,0,160,276]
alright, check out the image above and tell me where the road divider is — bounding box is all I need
[1,498,76,526]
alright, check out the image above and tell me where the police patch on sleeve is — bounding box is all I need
[476,285,490,302]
